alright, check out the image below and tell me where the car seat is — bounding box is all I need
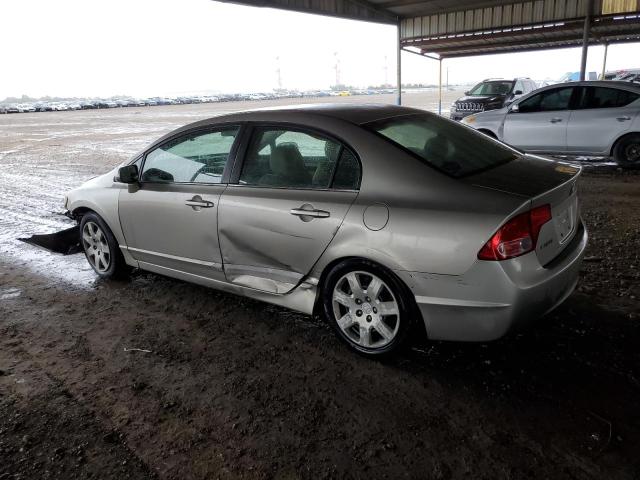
[259,143,311,187]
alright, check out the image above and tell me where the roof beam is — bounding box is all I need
[216,0,397,23]
[377,0,512,15]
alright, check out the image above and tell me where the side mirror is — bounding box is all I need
[118,164,139,184]
[509,103,520,113]
[464,90,470,95]
[514,89,523,95]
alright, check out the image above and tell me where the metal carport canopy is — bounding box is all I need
[218,0,640,58]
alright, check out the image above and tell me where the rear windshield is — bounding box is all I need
[367,113,519,178]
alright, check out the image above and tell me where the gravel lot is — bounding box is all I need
[1,93,639,479]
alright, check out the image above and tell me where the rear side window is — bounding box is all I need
[239,128,360,190]
[518,87,573,113]
[579,87,639,109]
[368,114,518,178]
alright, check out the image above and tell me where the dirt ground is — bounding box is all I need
[1,94,639,479]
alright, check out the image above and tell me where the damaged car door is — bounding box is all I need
[218,126,361,293]
[118,127,240,280]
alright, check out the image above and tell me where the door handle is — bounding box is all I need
[617,116,631,122]
[185,195,214,209]
[290,208,330,218]
[549,117,563,123]
[186,200,214,208]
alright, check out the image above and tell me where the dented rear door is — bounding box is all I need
[218,187,357,293]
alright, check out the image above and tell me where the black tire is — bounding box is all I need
[613,133,640,166]
[79,212,131,279]
[321,259,416,357]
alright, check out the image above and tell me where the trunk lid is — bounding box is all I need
[464,155,582,265]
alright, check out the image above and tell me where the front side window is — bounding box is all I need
[579,87,639,109]
[368,114,518,178]
[518,87,574,113]
[141,128,239,183]
[239,128,360,189]
[468,81,514,96]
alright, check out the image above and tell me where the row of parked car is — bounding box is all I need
[0,88,398,114]
[453,78,640,166]
[450,69,640,121]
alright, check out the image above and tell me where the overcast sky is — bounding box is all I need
[1,0,639,98]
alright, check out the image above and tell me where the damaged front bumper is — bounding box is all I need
[19,213,82,255]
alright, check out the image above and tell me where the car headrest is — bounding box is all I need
[270,143,305,176]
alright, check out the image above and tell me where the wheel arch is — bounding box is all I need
[610,131,640,157]
[70,202,138,268]
[478,128,498,139]
[311,255,426,339]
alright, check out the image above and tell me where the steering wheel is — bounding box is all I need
[190,165,208,182]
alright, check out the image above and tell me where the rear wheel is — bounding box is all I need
[613,133,640,166]
[322,259,415,357]
[80,212,130,279]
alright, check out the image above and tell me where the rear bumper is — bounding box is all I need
[397,220,588,342]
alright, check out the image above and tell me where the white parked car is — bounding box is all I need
[462,81,640,166]
[16,104,36,113]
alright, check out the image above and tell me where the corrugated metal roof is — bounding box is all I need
[217,0,640,57]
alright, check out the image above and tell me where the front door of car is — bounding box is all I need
[503,86,575,152]
[566,86,640,154]
[118,126,241,281]
[218,126,361,293]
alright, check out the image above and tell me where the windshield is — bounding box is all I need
[368,114,519,178]
[468,81,513,96]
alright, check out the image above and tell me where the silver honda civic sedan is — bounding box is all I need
[64,104,587,356]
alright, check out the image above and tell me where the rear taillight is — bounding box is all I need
[478,205,552,261]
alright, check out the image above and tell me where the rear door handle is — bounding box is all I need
[290,208,330,218]
[617,116,631,122]
[550,117,563,123]
[185,195,214,209]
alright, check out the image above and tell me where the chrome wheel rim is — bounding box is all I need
[625,143,640,163]
[82,221,111,273]
[332,271,400,349]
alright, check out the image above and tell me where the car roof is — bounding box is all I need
[540,80,640,91]
[137,103,429,158]
[203,103,424,126]
[149,103,425,145]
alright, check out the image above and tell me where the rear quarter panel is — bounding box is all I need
[310,127,528,278]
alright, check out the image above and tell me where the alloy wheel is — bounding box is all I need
[624,143,640,163]
[82,221,111,273]
[332,271,400,349]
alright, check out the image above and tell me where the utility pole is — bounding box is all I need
[396,22,401,105]
[276,56,282,90]
[334,52,341,87]
[384,55,388,86]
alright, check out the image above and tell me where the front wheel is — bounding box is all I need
[322,260,415,357]
[80,212,130,279]
[613,133,640,166]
